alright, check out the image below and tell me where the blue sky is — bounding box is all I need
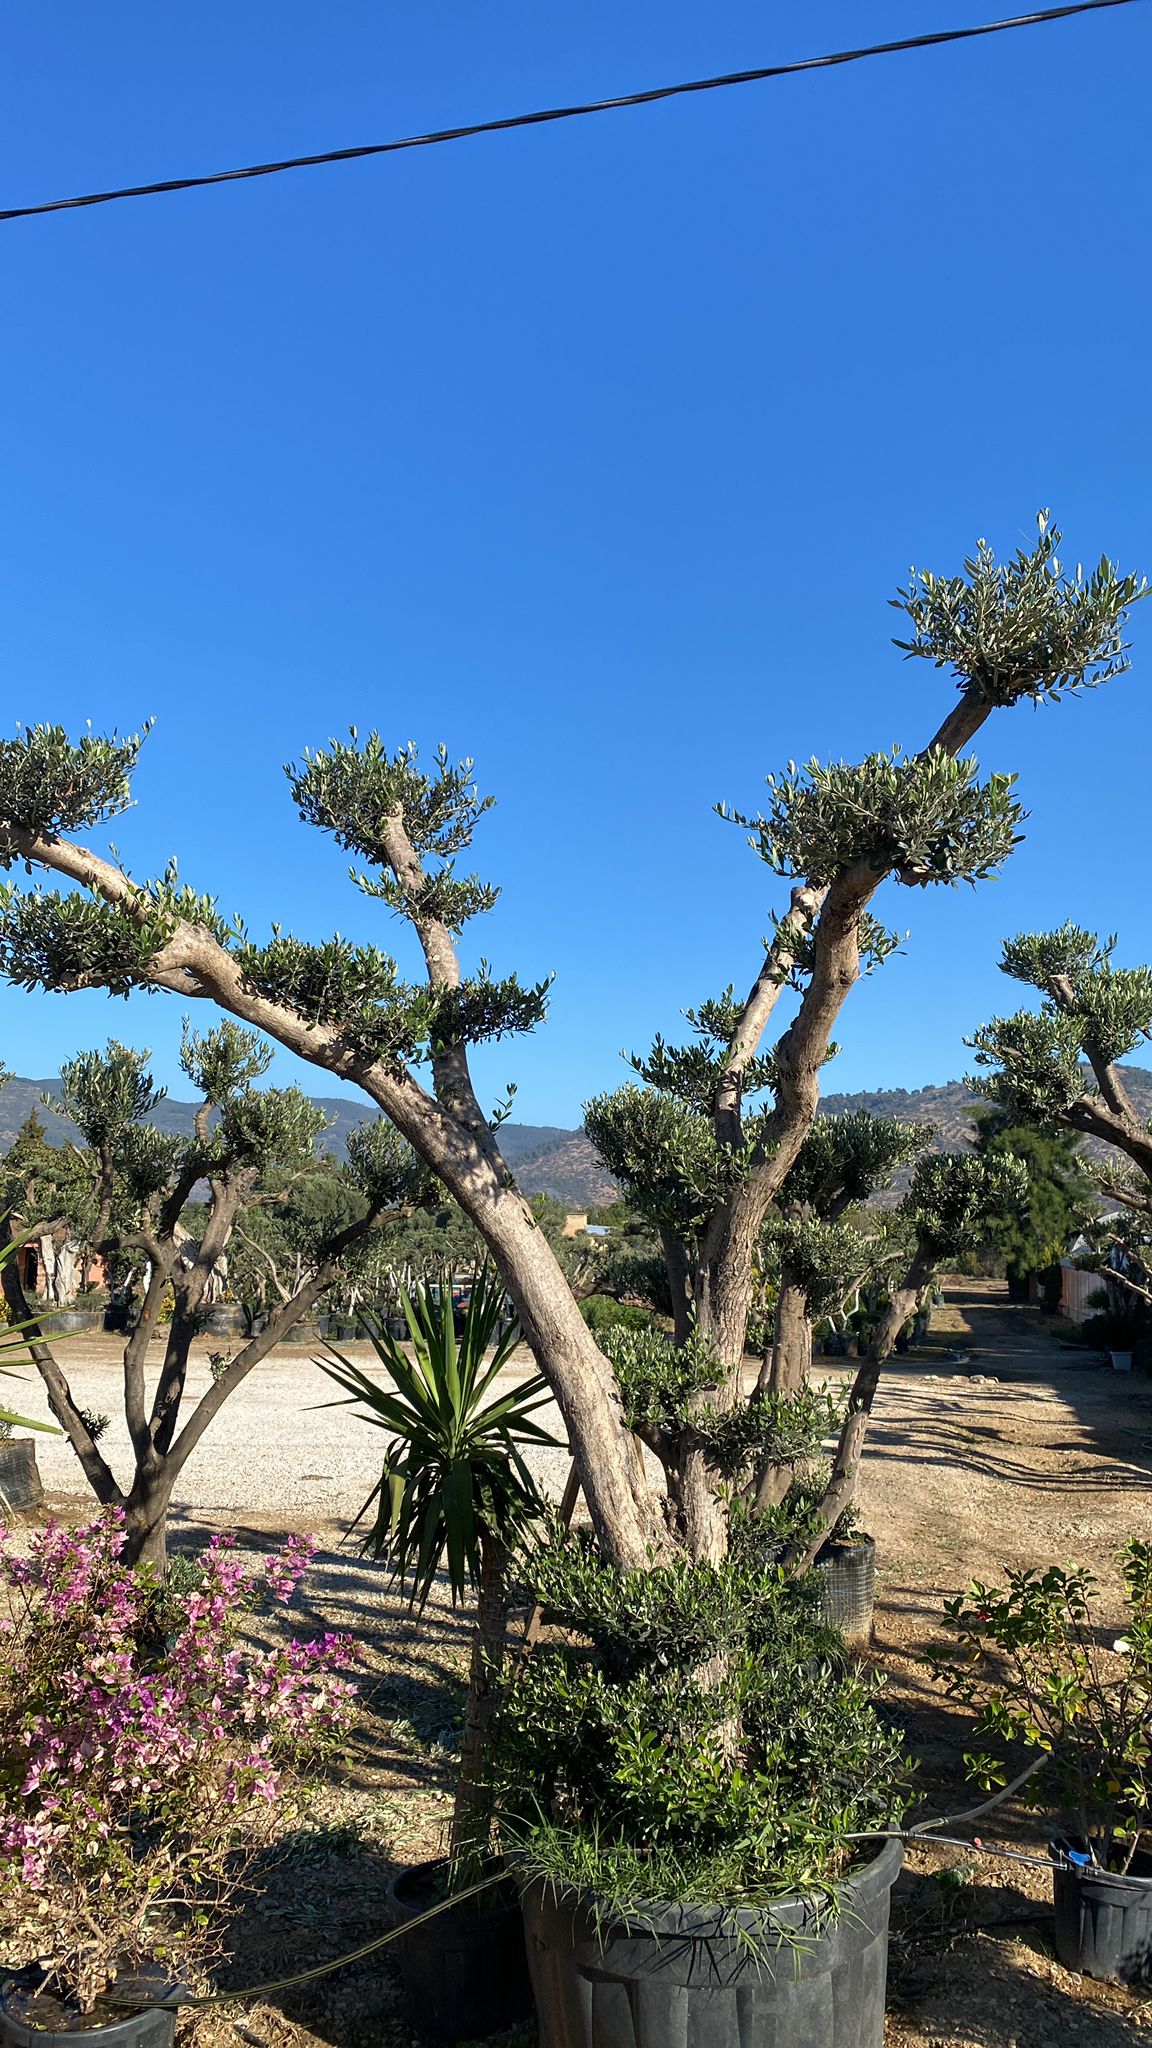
[2,1,1150,1126]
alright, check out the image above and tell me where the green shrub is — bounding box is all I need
[736,1468,864,1555]
[930,1544,1152,1871]
[578,1295,658,1336]
[493,1526,909,1912]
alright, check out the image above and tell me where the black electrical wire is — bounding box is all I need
[0,0,1141,225]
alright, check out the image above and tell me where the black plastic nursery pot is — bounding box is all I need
[386,1858,534,2044]
[814,1535,876,1646]
[203,1305,247,1337]
[0,1980,175,2048]
[1051,1839,1152,1984]
[522,1836,903,2048]
[38,1308,104,1336]
[0,1439,44,1512]
[282,1320,323,1348]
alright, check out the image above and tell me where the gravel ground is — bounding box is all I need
[10,1333,578,1521]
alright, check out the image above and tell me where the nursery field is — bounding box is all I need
[22,1280,1152,2048]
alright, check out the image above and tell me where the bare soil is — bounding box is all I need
[14,1279,1152,2048]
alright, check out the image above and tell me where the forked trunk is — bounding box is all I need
[784,1253,934,1573]
[122,1469,176,1573]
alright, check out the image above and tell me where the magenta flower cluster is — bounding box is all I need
[0,1513,356,2003]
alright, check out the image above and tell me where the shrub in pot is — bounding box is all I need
[0,1512,356,2037]
[318,1267,554,2044]
[931,1544,1152,1982]
[492,1526,910,2048]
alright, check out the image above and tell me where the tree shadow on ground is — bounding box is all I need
[924,1280,1152,1469]
[168,1505,511,1796]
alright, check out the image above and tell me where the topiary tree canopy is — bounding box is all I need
[0,515,1143,1572]
[969,922,1152,1313]
[0,1026,428,1563]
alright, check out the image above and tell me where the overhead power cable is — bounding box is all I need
[0,0,1142,225]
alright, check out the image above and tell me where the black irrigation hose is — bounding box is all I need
[102,1756,1064,2011]
[104,1871,505,2012]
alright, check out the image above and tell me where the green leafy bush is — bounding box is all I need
[493,1527,908,1912]
[929,1545,1152,1871]
[740,1469,864,1555]
[578,1295,658,1337]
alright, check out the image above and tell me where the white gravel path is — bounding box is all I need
[9,1335,576,1526]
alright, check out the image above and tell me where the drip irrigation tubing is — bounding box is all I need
[95,1759,1070,2014]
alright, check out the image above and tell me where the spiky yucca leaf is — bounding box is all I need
[316,1266,556,1607]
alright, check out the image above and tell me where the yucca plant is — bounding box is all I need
[317,1265,556,1872]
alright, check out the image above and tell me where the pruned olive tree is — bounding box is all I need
[968,923,1152,1307]
[0,1025,426,1564]
[781,1146,1028,1569]
[0,516,1142,1573]
[757,1111,934,1393]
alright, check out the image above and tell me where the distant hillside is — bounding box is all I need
[0,1077,608,1205]
[509,1133,619,1209]
[820,1070,1152,1171]
[819,1080,982,1153]
[5,1068,1150,1211]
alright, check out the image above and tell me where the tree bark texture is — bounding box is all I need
[449,1531,511,1873]
[761,1271,812,1396]
[783,1250,935,1573]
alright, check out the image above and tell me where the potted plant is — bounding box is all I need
[931,1544,1152,1983]
[491,1523,909,2048]
[751,1465,877,1646]
[0,1512,356,2041]
[317,1266,555,2045]
[203,1301,247,1338]
[0,1242,62,1513]
[0,1417,45,1514]
[37,1291,107,1337]
[810,1496,877,1645]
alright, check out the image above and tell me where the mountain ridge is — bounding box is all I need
[3,1069,1149,1207]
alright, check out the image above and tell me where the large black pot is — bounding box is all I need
[203,1305,247,1337]
[523,1837,903,2048]
[38,1308,104,1336]
[387,1859,533,2043]
[277,1319,323,1349]
[1052,1839,1152,1983]
[0,1980,175,2048]
[0,1440,44,1513]
[814,1535,876,1646]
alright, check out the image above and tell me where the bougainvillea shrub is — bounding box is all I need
[0,1513,356,2009]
